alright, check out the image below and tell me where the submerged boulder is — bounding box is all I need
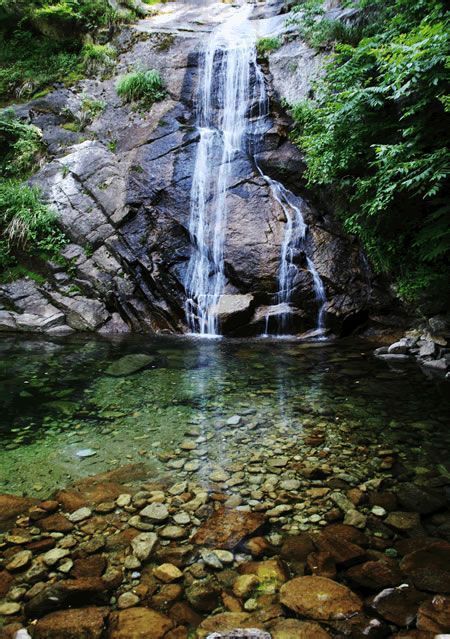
[105,354,155,377]
[280,576,363,621]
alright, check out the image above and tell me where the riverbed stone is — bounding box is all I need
[400,541,450,593]
[42,548,70,566]
[33,606,109,639]
[185,576,222,612]
[0,494,36,525]
[385,511,421,531]
[139,503,169,522]
[153,563,183,583]
[416,595,450,634]
[6,550,32,572]
[108,607,173,639]
[280,576,363,620]
[346,559,404,590]
[196,612,266,638]
[24,578,107,618]
[0,601,21,615]
[193,507,265,549]
[395,482,447,514]
[269,618,331,639]
[131,532,157,561]
[368,584,427,626]
[67,507,92,523]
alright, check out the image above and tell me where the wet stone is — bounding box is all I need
[193,507,265,550]
[140,503,169,522]
[67,507,92,523]
[280,576,363,621]
[400,541,450,593]
[6,550,32,572]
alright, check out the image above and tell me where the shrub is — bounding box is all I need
[0,109,43,178]
[290,0,450,308]
[256,36,282,56]
[0,29,81,101]
[0,181,66,265]
[116,69,165,106]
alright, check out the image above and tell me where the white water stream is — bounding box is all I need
[184,3,326,336]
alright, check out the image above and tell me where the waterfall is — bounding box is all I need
[184,3,326,337]
[184,5,256,336]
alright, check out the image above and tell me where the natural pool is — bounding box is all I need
[1,334,449,503]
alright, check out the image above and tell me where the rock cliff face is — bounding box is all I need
[0,1,390,336]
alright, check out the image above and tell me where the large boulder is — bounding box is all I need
[211,294,256,334]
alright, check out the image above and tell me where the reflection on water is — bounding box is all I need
[0,334,449,497]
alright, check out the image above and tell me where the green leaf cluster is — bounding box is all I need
[256,37,282,57]
[290,0,450,307]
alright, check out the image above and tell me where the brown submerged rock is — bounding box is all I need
[416,595,450,633]
[108,607,173,639]
[346,559,404,590]
[400,540,450,593]
[368,584,427,626]
[37,513,74,533]
[280,576,363,621]
[269,618,331,638]
[312,529,366,567]
[33,606,109,639]
[196,612,266,639]
[280,533,314,562]
[192,507,265,550]
[0,570,14,597]
[72,555,107,579]
[0,493,36,527]
[24,578,108,618]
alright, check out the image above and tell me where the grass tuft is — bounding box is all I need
[116,69,165,107]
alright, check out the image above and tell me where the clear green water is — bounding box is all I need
[1,334,449,498]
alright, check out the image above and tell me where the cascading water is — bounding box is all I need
[184,5,257,336]
[184,3,327,337]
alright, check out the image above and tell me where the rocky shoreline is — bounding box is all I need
[374,315,450,378]
[1,427,449,638]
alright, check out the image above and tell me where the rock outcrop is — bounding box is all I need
[0,1,390,336]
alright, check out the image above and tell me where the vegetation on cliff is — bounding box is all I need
[0,0,142,104]
[290,0,449,310]
[0,110,66,280]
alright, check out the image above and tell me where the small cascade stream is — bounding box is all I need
[184,3,327,337]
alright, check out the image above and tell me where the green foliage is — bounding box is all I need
[0,109,43,178]
[290,0,450,307]
[289,0,365,49]
[0,2,132,103]
[116,69,165,107]
[0,181,67,269]
[256,36,282,56]
[0,29,81,102]
[82,42,116,74]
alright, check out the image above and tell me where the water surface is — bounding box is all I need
[1,335,449,498]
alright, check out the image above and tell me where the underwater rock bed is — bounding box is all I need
[0,453,449,638]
